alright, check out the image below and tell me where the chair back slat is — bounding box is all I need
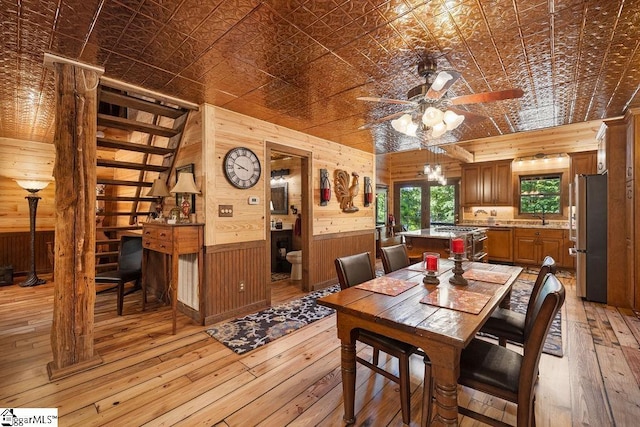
[334,252,375,289]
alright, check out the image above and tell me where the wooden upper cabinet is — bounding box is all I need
[569,151,597,179]
[462,160,512,206]
[627,113,637,182]
[461,165,481,206]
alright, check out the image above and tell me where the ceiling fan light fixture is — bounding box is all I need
[431,71,453,91]
[391,113,413,133]
[443,110,464,130]
[431,122,447,138]
[405,121,418,136]
[422,107,444,127]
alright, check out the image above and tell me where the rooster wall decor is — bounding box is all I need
[334,170,359,213]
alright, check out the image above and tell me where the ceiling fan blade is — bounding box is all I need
[357,96,417,105]
[425,70,461,100]
[448,107,487,123]
[358,110,414,130]
[450,88,524,105]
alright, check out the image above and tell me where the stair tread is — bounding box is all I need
[97,195,156,202]
[97,137,174,156]
[97,178,153,187]
[97,114,179,138]
[97,159,169,173]
[99,88,186,119]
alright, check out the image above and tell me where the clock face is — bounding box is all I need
[223,147,261,189]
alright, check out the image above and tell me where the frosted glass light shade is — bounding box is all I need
[431,122,447,138]
[443,110,465,130]
[15,179,51,193]
[391,113,413,133]
[170,172,200,194]
[422,107,444,127]
[404,121,418,137]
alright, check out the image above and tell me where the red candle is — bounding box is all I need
[452,238,465,254]
[426,255,438,272]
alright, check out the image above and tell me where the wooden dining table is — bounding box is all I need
[317,259,522,426]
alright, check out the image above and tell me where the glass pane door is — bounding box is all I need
[398,185,424,231]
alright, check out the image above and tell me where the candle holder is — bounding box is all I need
[449,233,468,286]
[423,252,440,285]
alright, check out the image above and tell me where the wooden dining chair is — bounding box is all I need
[95,235,143,316]
[379,244,411,274]
[335,252,430,425]
[479,256,557,346]
[456,273,565,427]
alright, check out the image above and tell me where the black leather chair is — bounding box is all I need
[379,244,411,274]
[95,235,143,316]
[335,252,430,425]
[479,256,557,346]
[456,273,566,427]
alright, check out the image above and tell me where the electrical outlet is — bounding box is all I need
[239,281,245,292]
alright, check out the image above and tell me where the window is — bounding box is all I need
[519,174,561,215]
[375,186,388,225]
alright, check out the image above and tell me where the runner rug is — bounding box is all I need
[206,284,340,355]
[206,278,562,357]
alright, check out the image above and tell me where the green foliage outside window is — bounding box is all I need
[430,185,455,223]
[399,187,422,230]
[520,175,561,214]
[376,189,387,224]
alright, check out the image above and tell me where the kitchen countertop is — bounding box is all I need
[399,228,482,240]
[460,221,569,230]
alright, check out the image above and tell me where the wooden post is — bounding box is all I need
[47,62,103,379]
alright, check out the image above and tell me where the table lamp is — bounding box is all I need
[146,178,171,220]
[170,171,200,222]
[15,179,52,287]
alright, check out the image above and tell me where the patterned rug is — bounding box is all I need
[206,284,340,354]
[271,272,290,282]
[489,278,563,357]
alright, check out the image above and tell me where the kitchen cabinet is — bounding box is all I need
[462,160,512,206]
[513,228,564,266]
[569,151,597,178]
[486,228,513,263]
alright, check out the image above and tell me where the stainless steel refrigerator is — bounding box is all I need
[569,174,607,302]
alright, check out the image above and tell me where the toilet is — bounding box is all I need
[286,250,302,280]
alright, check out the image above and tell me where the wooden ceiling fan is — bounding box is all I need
[358,59,524,133]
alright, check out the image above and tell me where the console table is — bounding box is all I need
[141,223,204,334]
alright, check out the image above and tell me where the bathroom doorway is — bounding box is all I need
[266,142,311,291]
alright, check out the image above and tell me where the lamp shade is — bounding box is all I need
[422,107,444,127]
[170,172,200,194]
[146,178,171,197]
[15,179,51,193]
[431,122,447,138]
[443,110,464,130]
[391,113,413,133]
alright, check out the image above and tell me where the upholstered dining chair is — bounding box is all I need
[334,252,430,425]
[379,244,411,274]
[479,256,557,346]
[455,273,565,427]
[95,235,143,316]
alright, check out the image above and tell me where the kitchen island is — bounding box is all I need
[399,226,488,262]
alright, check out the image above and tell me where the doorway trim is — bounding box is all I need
[266,141,312,292]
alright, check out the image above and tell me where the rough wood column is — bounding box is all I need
[48,62,103,379]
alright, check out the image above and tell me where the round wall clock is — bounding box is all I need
[223,147,261,189]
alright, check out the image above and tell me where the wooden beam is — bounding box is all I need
[48,62,102,380]
[441,144,474,163]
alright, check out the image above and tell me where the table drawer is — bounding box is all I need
[143,236,173,254]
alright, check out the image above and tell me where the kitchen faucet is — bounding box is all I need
[534,206,547,225]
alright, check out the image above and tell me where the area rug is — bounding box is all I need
[489,278,563,357]
[271,272,290,282]
[206,284,341,354]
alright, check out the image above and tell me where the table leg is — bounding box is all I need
[429,365,459,426]
[340,340,357,424]
[171,252,178,335]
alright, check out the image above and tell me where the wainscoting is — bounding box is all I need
[0,230,54,278]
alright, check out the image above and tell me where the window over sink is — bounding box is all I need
[519,174,561,215]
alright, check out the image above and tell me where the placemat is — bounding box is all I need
[420,287,492,315]
[462,269,511,285]
[355,276,419,296]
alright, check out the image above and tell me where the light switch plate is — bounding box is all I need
[248,196,259,205]
[219,205,233,217]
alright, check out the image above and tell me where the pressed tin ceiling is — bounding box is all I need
[1,0,640,155]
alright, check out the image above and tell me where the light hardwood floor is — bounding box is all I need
[1,270,640,426]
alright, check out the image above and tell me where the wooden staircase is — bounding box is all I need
[95,80,196,272]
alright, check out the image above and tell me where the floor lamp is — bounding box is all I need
[15,179,51,287]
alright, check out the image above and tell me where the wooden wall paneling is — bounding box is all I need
[0,177,56,232]
[0,231,55,277]
[309,230,376,288]
[203,240,268,324]
[376,153,391,186]
[171,109,204,222]
[0,137,55,180]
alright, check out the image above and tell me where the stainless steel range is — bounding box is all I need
[434,226,488,262]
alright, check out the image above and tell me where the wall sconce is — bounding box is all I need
[320,168,331,206]
[146,178,171,220]
[270,168,289,183]
[363,176,373,207]
[170,172,200,223]
[15,179,52,287]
